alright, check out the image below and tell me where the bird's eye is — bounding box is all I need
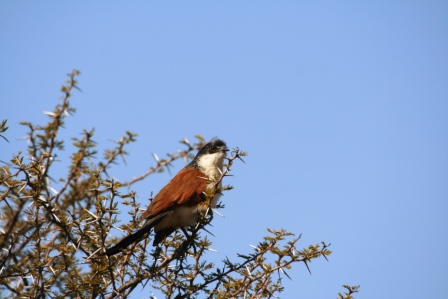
[210,146,217,152]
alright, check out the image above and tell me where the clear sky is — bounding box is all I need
[1,1,447,298]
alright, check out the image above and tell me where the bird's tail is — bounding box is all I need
[104,226,150,256]
[104,212,168,256]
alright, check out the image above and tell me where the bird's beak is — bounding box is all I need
[221,145,229,152]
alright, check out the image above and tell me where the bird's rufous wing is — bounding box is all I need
[141,168,208,220]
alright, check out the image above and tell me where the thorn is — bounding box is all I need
[84,208,99,220]
[0,135,9,143]
[246,265,252,277]
[111,225,125,232]
[43,111,56,117]
[86,247,102,260]
[211,208,225,217]
[165,165,172,176]
[202,227,215,237]
[237,155,246,163]
[249,244,259,251]
[280,267,292,280]
[304,260,312,274]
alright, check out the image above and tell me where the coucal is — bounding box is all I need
[105,139,229,256]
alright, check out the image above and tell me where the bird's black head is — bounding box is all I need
[188,139,229,169]
[200,139,228,155]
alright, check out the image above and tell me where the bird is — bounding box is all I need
[105,139,229,256]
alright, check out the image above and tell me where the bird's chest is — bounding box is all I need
[201,164,223,207]
[158,179,222,230]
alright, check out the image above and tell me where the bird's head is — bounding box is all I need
[189,139,229,172]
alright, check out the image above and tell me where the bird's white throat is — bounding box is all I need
[196,151,226,181]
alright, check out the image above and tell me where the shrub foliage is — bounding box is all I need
[0,71,358,298]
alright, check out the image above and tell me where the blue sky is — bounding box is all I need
[1,1,447,298]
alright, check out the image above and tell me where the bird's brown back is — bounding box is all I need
[141,168,208,220]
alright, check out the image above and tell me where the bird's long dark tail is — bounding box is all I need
[105,212,168,256]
